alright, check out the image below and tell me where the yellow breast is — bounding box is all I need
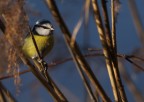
[22,35,54,59]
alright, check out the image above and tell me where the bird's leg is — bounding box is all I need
[32,57,43,72]
[37,58,43,63]
[42,61,48,72]
[37,59,48,72]
[35,57,53,87]
[38,60,53,85]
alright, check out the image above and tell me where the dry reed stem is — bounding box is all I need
[111,0,117,53]
[74,58,97,102]
[93,0,127,101]
[119,61,144,102]
[111,1,128,102]
[128,0,144,46]
[84,0,91,25]
[101,0,113,50]
[0,0,27,97]
[71,18,96,101]
[33,59,68,102]
[0,82,17,102]
[70,2,96,100]
[44,0,111,101]
[83,0,91,49]
[91,0,119,101]
[20,57,62,102]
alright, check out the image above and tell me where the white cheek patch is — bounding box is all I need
[36,27,50,36]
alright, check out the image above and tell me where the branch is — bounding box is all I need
[111,0,127,101]
[1,53,144,81]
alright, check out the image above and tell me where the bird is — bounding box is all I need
[22,19,55,82]
[22,19,54,61]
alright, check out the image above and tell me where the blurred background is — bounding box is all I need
[0,0,144,102]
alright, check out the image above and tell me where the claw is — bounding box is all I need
[38,59,43,63]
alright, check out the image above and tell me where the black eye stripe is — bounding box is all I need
[35,25,50,29]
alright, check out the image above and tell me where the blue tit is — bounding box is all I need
[22,20,54,60]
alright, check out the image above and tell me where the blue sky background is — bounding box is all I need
[2,0,144,102]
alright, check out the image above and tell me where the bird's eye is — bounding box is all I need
[35,25,49,29]
[43,26,49,29]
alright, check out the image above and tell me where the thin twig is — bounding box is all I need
[1,53,144,81]
[0,69,30,80]
[124,55,144,61]
[124,56,144,72]
[28,26,42,61]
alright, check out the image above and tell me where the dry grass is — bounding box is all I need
[0,0,28,95]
